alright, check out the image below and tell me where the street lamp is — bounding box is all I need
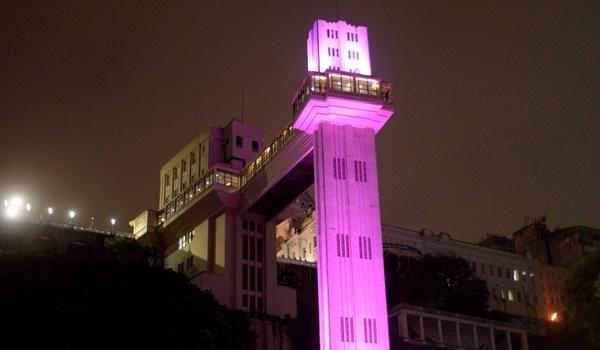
[68,210,76,224]
[48,207,53,216]
[110,218,116,233]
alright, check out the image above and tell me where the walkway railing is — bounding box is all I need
[158,123,298,224]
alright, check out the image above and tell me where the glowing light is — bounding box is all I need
[48,207,54,215]
[25,203,31,212]
[68,210,76,219]
[550,312,558,322]
[5,196,24,218]
[6,207,18,218]
[10,197,22,208]
[110,218,116,226]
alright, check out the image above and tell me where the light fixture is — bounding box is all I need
[26,203,31,212]
[48,207,54,215]
[68,210,76,219]
[550,312,558,322]
[110,218,116,226]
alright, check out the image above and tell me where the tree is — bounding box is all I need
[563,250,600,348]
[0,250,256,349]
[385,252,489,317]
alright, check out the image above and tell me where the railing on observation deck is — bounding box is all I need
[292,71,392,117]
[158,124,297,224]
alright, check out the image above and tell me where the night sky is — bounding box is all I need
[1,1,599,242]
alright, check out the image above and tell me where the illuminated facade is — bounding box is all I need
[295,19,393,350]
[132,18,393,349]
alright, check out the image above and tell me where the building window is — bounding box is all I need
[252,140,259,152]
[178,230,195,250]
[336,48,339,57]
[242,293,248,307]
[497,266,502,277]
[513,270,520,282]
[480,262,485,274]
[347,32,350,41]
[177,263,184,273]
[506,268,510,279]
[182,159,187,172]
[236,136,243,148]
[242,264,248,289]
[186,256,193,269]
[508,290,514,301]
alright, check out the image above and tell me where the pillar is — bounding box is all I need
[314,122,390,349]
[456,322,462,348]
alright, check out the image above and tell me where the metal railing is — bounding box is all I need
[292,71,392,117]
[239,123,296,187]
[159,168,240,223]
[158,124,299,224]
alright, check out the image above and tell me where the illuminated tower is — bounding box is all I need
[293,19,393,349]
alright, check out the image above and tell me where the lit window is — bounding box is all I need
[508,290,514,301]
[513,270,520,281]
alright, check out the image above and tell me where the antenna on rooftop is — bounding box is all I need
[241,87,245,123]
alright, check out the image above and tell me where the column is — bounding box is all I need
[437,319,444,345]
[399,313,409,340]
[314,122,390,349]
[419,316,425,341]
[521,331,529,350]
[455,322,462,349]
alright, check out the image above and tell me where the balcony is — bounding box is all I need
[292,71,392,118]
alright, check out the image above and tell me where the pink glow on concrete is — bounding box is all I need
[293,95,393,135]
[314,122,391,349]
[307,19,372,75]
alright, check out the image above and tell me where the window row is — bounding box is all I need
[327,29,338,39]
[340,317,355,343]
[242,219,265,233]
[327,47,340,57]
[242,293,263,314]
[358,236,372,260]
[178,230,194,250]
[242,234,263,262]
[234,135,260,152]
[472,261,534,283]
[336,234,350,257]
[354,160,367,182]
[544,295,562,306]
[333,157,347,180]
[363,318,378,344]
[242,264,263,292]
[347,32,358,42]
[176,256,194,273]
[348,50,360,60]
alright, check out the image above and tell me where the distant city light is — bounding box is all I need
[5,196,24,218]
[550,312,558,322]
[48,207,54,215]
[110,218,116,226]
[68,210,76,219]
[25,203,31,212]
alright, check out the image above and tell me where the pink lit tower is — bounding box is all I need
[292,20,394,349]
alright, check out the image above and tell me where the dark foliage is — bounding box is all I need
[384,252,489,317]
[563,250,600,348]
[0,247,255,350]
